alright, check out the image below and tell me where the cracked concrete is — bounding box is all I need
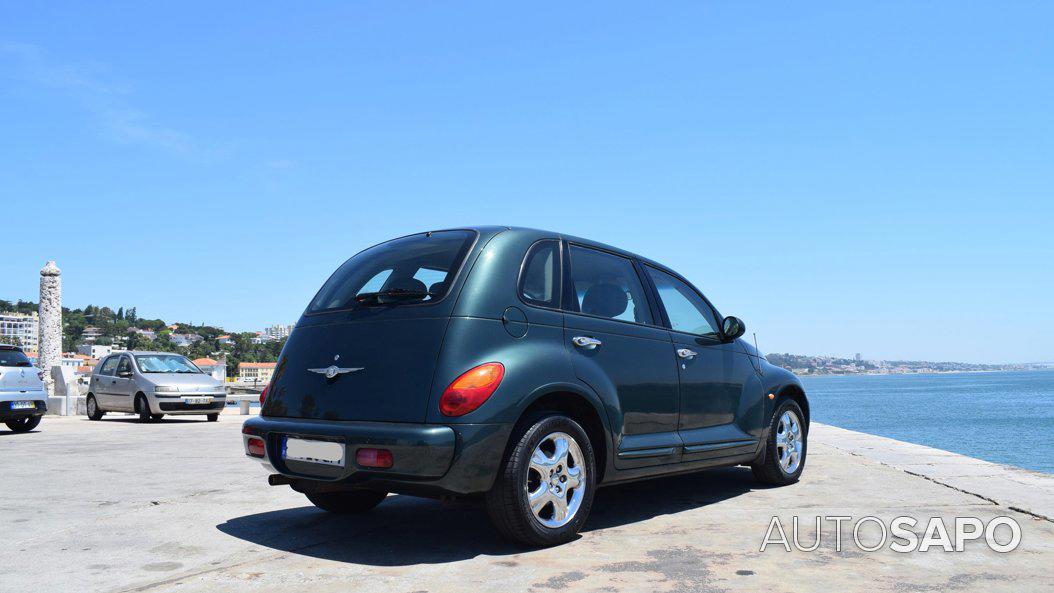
[1,415,1052,593]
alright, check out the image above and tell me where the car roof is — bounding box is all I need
[437,226,671,270]
[0,344,25,352]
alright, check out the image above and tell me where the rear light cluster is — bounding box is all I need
[259,383,269,406]
[246,437,265,458]
[356,448,393,468]
[439,362,505,417]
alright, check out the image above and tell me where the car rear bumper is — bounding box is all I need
[242,416,511,496]
[0,397,47,420]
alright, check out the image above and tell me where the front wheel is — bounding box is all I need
[485,414,596,547]
[5,416,42,432]
[135,395,154,423]
[751,399,807,485]
[306,490,388,514]
[206,413,219,422]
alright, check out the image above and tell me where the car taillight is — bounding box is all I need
[356,448,393,468]
[246,437,265,458]
[259,384,269,406]
[439,362,505,417]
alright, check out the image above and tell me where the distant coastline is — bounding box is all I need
[767,353,1051,377]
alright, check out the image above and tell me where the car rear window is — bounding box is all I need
[0,348,32,367]
[307,230,476,313]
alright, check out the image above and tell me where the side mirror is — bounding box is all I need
[722,316,746,341]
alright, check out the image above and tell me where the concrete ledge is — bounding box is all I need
[812,422,1054,522]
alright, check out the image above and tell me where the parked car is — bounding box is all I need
[86,351,227,422]
[0,344,48,432]
[243,227,809,546]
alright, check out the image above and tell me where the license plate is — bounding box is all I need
[282,437,345,466]
[10,401,35,410]
[183,397,213,405]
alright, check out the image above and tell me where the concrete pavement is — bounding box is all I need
[1,413,1052,593]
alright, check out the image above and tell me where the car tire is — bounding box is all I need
[151,414,164,422]
[206,413,219,422]
[5,416,42,432]
[751,399,807,486]
[86,395,104,421]
[135,395,153,423]
[305,490,388,514]
[485,414,596,548]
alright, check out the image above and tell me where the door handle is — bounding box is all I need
[572,336,602,350]
[677,348,698,359]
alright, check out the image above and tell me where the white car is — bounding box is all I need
[0,345,47,432]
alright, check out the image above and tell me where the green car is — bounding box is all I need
[243,227,809,547]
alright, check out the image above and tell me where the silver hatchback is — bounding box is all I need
[86,351,227,422]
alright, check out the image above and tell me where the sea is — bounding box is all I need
[800,370,1054,474]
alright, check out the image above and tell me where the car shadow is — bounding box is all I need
[94,417,206,424]
[216,466,756,566]
[0,428,41,436]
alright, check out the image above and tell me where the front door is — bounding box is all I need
[113,355,136,411]
[563,244,680,469]
[644,266,760,461]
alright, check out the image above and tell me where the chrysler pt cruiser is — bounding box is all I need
[243,227,809,546]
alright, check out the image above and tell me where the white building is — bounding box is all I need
[262,324,294,341]
[76,344,122,359]
[0,311,39,351]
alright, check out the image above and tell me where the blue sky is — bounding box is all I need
[1,2,1051,363]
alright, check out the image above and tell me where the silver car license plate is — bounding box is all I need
[282,437,345,466]
[10,401,35,410]
[183,396,213,405]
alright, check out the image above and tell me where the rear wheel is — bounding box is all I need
[86,395,104,420]
[5,416,41,432]
[485,414,596,547]
[751,399,807,485]
[306,490,388,514]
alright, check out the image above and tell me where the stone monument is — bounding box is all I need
[39,261,63,406]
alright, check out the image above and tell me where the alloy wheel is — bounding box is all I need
[776,410,803,475]
[525,431,586,528]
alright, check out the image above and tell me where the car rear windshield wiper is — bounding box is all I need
[354,289,434,306]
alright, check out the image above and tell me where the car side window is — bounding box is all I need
[645,266,720,337]
[519,240,560,308]
[99,356,119,376]
[116,356,132,375]
[567,245,653,325]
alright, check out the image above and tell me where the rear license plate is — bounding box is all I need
[282,437,345,466]
[183,397,213,405]
[10,401,35,410]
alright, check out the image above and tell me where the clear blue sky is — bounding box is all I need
[1,2,1051,364]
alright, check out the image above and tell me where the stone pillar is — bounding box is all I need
[39,261,62,399]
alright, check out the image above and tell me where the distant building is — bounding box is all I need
[192,357,226,382]
[262,324,294,341]
[238,362,276,384]
[127,327,157,341]
[217,335,234,346]
[169,333,203,347]
[77,344,120,359]
[0,311,39,351]
[855,353,862,361]
[81,326,104,343]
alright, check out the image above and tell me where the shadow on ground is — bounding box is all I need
[216,466,756,566]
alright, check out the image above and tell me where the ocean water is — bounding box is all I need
[800,370,1054,474]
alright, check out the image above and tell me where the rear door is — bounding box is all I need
[92,356,120,409]
[643,266,759,460]
[562,244,681,469]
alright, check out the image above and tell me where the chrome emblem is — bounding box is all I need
[308,365,363,379]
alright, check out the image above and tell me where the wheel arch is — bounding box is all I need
[777,383,810,429]
[513,385,612,484]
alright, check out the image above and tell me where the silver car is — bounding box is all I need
[86,351,227,422]
[0,345,48,432]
